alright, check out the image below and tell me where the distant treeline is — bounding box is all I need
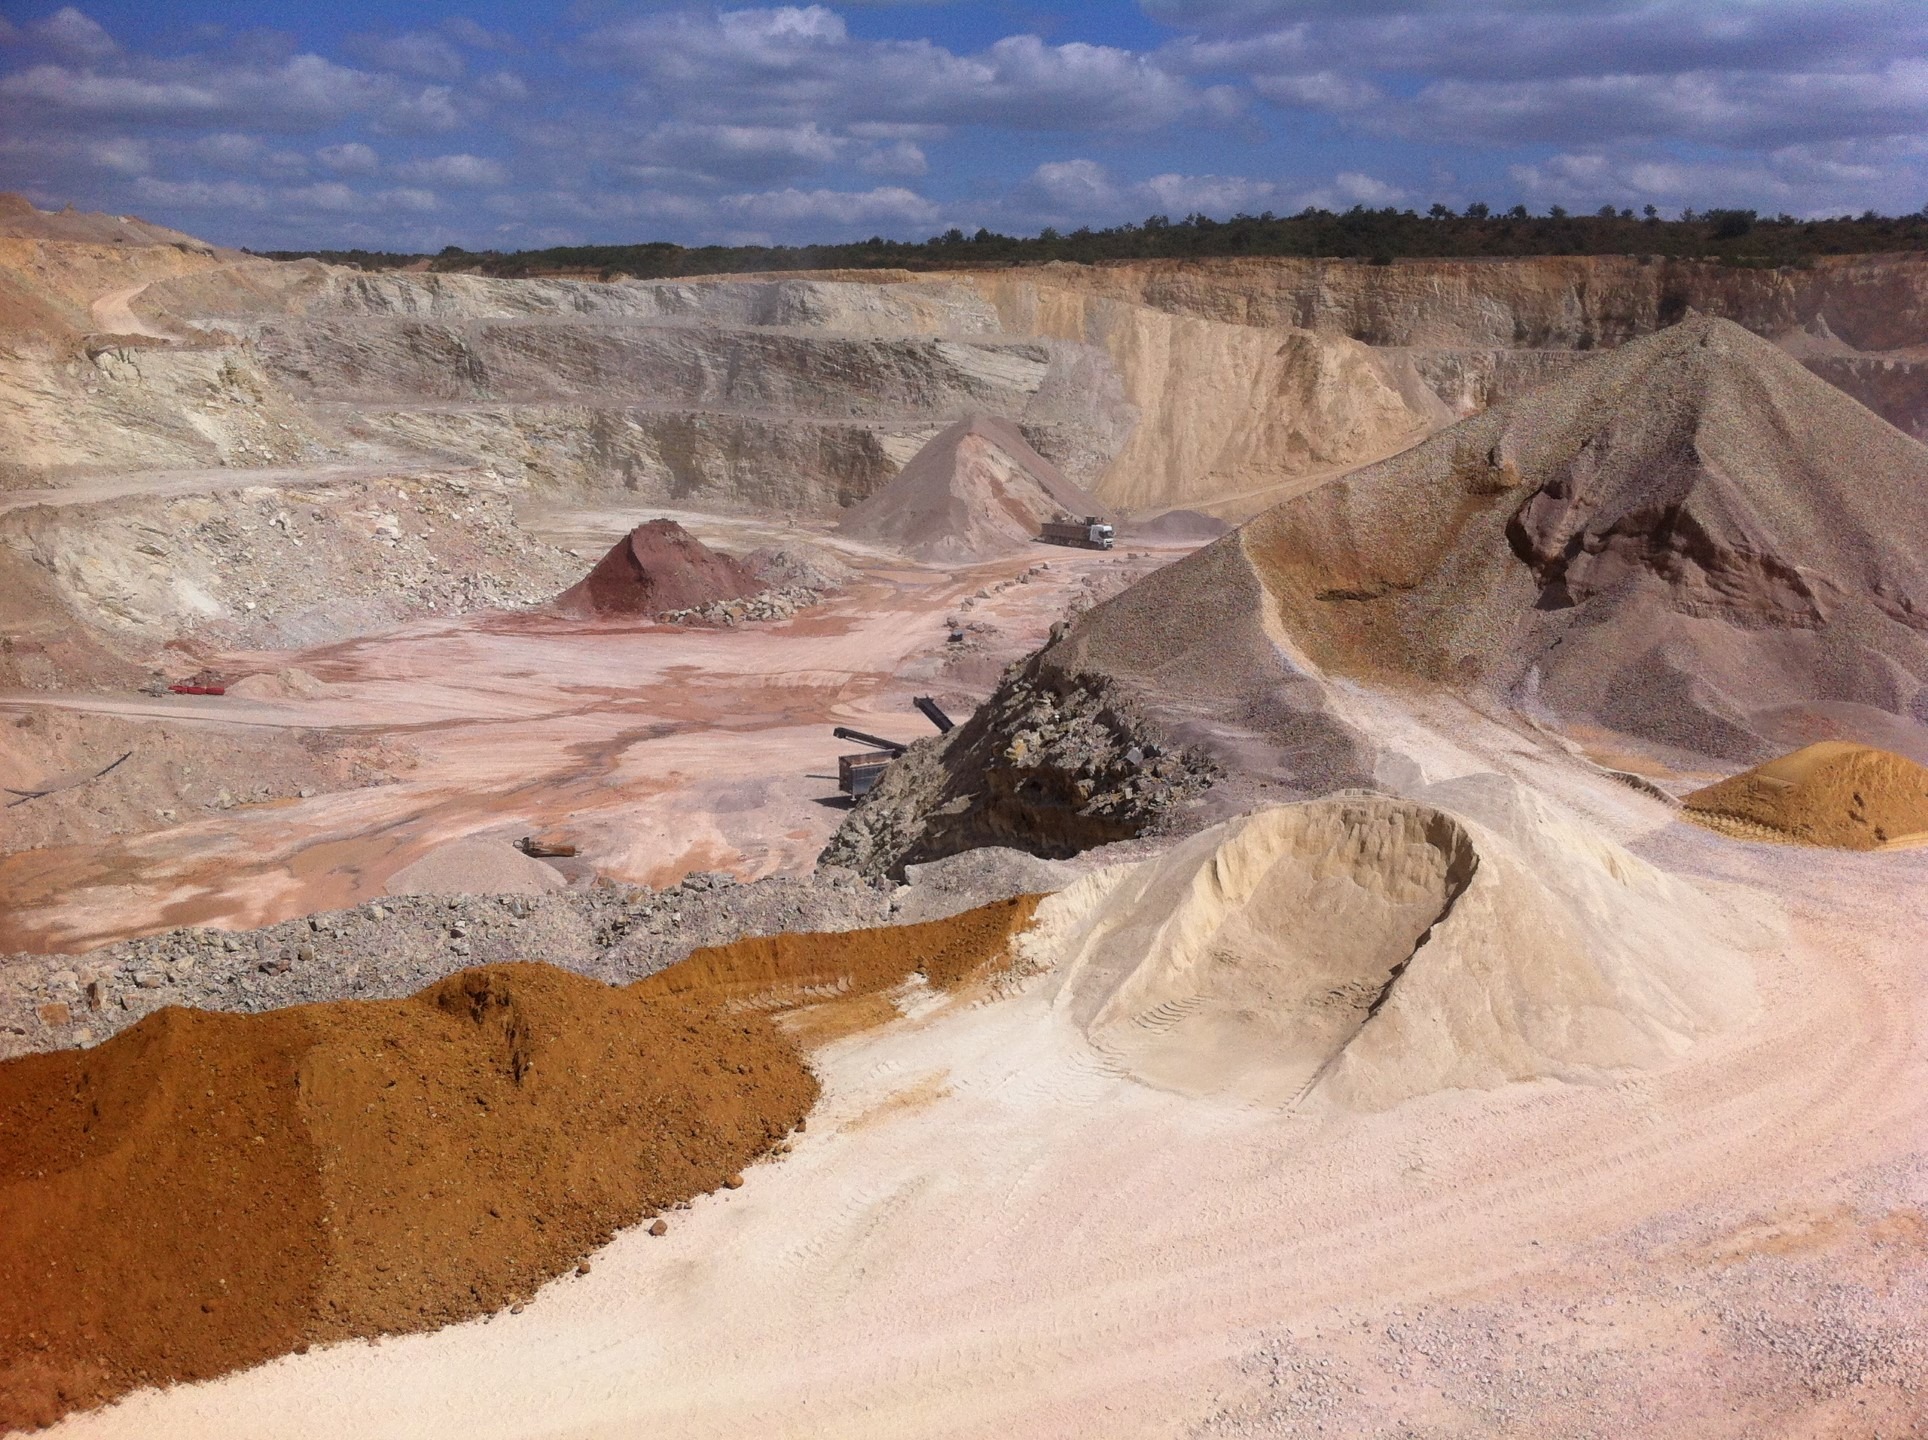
[254,204,1928,279]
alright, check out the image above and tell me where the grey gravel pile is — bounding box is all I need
[0,867,894,1061]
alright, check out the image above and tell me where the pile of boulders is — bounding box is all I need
[819,660,1218,881]
[657,585,824,627]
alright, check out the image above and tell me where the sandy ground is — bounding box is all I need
[0,514,1163,951]
[44,697,1928,1439]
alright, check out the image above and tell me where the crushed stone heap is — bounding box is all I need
[836,415,1108,563]
[1683,741,1928,849]
[1232,314,1928,761]
[551,519,761,618]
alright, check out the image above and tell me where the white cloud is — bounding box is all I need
[131,175,270,211]
[588,6,1216,132]
[88,135,150,176]
[1508,141,1927,217]
[858,140,927,176]
[475,70,528,103]
[191,132,307,178]
[31,7,117,65]
[392,152,507,187]
[348,31,465,82]
[281,181,363,212]
[713,183,941,229]
[316,141,380,175]
[1252,70,1382,110]
[376,84,465,135]
[627,121,848,185]
[0,53,392,129]
[376,186,441,212]
[1394,61,1928,148]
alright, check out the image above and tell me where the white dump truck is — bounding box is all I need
[1038,515,1114,550]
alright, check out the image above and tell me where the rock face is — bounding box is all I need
[957,254,1928,440]
[552,519,759,618]
[835,415,1106,562]
[962,275,1445,515]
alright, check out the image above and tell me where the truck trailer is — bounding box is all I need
[1038,515,1114,550]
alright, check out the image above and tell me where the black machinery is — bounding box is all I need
[832,696,954,798]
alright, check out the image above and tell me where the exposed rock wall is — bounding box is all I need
[963,275,1442,514]
[955,254,1928,438]
[997,253,1928,351]
[341,404,933,513]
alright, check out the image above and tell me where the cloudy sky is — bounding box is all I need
[1,1,1923,251]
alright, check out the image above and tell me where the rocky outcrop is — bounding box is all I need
[955,254,1928,439]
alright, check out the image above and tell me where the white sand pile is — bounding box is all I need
[384,838,568,897]
[836,415,1106,563]
[1024,778,1755,1110]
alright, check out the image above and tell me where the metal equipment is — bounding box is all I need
[913,696,955,733]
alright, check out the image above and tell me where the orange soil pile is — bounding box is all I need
[638,893,1042,1005]
[1682,741,1928,850]
[0,897,1043,1430]
[551,519,760,618]
[0,964,814,1431]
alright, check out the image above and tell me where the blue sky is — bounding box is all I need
[1,1,1924,251]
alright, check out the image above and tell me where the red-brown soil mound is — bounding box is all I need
[0,897,1043,1431]
[551,519,760,618]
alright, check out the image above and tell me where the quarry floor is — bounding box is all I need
[0,510,1169,953]
[41,704,1928,1440]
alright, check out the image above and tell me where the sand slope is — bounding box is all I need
[1031,781,1754,1110]
[836,415,1104,563]
[0,963,814,1430]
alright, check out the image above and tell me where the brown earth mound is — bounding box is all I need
[0,897,1041,1431]
[1682,742,1928,849]
[836,416,1107,563]
[552,519,760,618]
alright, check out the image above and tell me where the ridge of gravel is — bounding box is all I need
[0,868,893,1061]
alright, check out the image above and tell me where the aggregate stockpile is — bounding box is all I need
[0,899,1042,1430]
[551,518,760,618]
[1030,780,1755,1111]
[835,415,1110,563]
[824,315,1928,877]
[1229,314,1928,760]
[1683,741,1928,849]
